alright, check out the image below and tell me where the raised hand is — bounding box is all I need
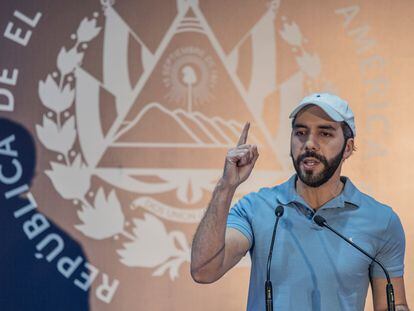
[222,122,259,189]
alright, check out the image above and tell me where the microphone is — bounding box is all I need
[265,205,284,311]
[313,215,395,311]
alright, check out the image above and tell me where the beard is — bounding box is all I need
[291,144,346,188]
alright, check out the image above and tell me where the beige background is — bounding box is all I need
[0,0,412,310]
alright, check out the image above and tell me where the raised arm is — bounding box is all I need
[190,122,259,283]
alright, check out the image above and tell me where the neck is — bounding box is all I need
[296,173,344,210]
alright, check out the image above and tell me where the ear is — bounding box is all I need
[343,138,354,160]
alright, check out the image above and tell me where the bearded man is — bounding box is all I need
[190,93,409,310]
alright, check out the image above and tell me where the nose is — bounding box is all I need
[304,133,319,151]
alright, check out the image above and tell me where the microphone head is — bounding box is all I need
[313,215,326,227]
[275,205,284,217]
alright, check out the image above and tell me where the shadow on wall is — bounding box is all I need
[0,117,90,311]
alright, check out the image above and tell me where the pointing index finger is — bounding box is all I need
[237,122,250,146]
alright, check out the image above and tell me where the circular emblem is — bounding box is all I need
[162,46,217,111]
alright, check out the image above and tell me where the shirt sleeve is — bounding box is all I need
[226,195,254,249]
[371,211,405,278]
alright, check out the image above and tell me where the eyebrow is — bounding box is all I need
[293,123,337,131]
[293,123,308,129]
[318,125,336,131]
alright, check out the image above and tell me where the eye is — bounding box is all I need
[294,130,306,136]
[320,131,333,137]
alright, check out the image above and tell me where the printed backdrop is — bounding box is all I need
[0,0,413,310]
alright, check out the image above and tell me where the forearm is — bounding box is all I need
[190,179,236,282]
[372,276,409,311]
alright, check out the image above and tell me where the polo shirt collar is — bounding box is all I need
[276,174,361,209]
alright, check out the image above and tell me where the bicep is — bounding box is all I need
[371,276,408,310]
[218,228,251,277]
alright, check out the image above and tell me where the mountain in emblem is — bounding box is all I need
[115,102,258,146]
[74,2,286,171]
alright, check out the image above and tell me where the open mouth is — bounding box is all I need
[301,157,321,169]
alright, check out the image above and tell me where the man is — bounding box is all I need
[190,93,409,310]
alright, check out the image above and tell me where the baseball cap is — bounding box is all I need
[289,93,356,137]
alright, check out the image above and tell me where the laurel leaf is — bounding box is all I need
[60,115,77,153]
[38,75,58,111]
[77,17,101,42]
[60,83,75,112]
[296,52,321,79]
[94,187,107,209]
[71,154,83,168]
[74,187,125,239]
[36,116,59,151]
[168,261,180,280]
[117,214,176,267]
[57,47,84,76]
[35,115,76,155]
[152,265,167,277]
[38,75,75,113]
[279,21,302,46]
[45,157,91,200]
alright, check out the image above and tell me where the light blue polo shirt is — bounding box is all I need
[227,175,405,311]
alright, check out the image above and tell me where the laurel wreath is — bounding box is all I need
[35,10,190,280]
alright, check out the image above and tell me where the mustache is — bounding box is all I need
[297,151,327,165]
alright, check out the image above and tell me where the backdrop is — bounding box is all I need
[0,0,412,310]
